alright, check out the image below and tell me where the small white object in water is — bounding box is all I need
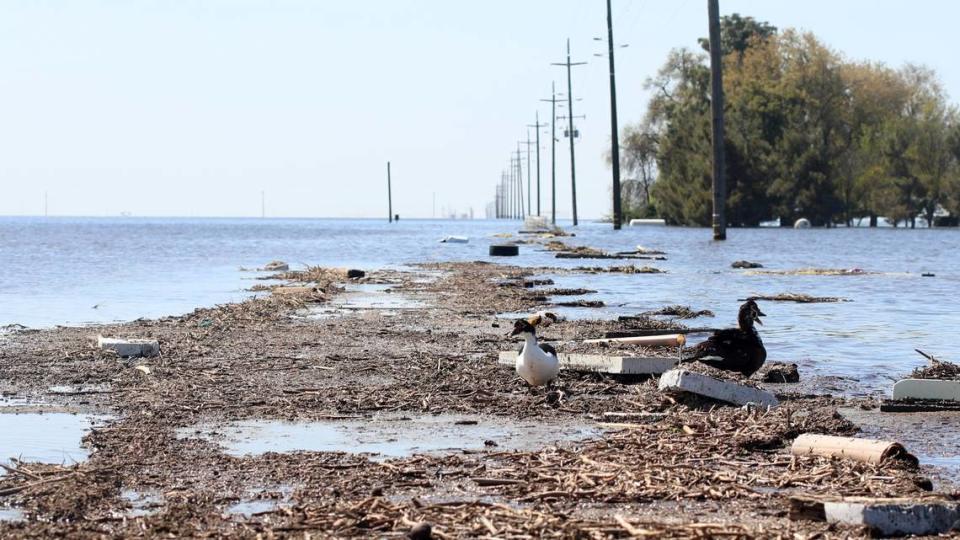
[439,236,469,244]
[794,218,811,229]
[629,218,666,226]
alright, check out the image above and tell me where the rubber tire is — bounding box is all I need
[489,245,519,257]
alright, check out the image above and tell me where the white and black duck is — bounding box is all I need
[510,316,560,387]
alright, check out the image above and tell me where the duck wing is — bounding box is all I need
[538,342,557,357]
[683,329,742,361]
[683,328,764,376]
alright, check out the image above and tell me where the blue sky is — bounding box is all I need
[1,1,957,219]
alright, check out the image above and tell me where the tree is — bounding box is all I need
[617,122,660,219]
[698,13,776,59]
[626,13,960,227]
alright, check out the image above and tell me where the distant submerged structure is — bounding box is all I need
[794,218,811,229]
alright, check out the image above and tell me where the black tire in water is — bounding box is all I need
[489,245,519,257]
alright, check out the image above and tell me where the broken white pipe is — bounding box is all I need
[583,334,685,347]
[790,434,916,466]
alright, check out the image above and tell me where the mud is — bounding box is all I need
[0,261,949,538]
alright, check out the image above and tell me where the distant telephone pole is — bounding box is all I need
[521,130,536,217]
[540,83,559,225]
[606,0,623,230]
[387,161,393,223]
[528,113,548,217]
[514,146,526,219]
[708,0,727,240]
[553,39,586,226]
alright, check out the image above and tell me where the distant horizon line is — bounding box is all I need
[0,214,588,222]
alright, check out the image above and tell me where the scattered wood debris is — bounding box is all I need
[742,293,849,303]
[641,305,715,319]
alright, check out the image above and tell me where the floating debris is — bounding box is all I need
[545,241,665,260]
[641,305,715,319]
[537,288,597,296]
[742,293,849,303]
[731,260,763,269]
[260,260,289,272]
[746,268,874,276]
[574,265,665,274]
[756,362,800,383]
[910,350,960,380]
[551,299,605,308]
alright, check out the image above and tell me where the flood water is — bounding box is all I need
[0,412,105,471]
[2,216,959,394]
[178,414,598,459]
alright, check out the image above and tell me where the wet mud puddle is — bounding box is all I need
[0,507,23,522]
[0,412,107,471]
[179,414,599,460]
[0,411,108,521]
[309,283,426,319]
[225,485,295,517]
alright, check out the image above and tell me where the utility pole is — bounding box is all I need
[521,131,537,217]
[528,113,548,217]
[508,158,517,219]
[387,161,393,223]
[553,39,586,226]
[606,0,623,230]
[524,130,533,216]
[514,147,526,219]
[540,83,559,225]
[708,0,727,240]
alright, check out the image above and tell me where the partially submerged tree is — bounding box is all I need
[618,14,960,227]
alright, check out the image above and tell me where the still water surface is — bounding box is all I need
[1,216,958,394]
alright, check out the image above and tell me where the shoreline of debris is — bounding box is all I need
[1,261,958,538]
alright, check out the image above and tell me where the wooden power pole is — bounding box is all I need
[553,39,586,226]
[708,0,727,240]
[606,0,623,230]
[528,112,548,217]
[387,162,393,223]
[540,83,559,225]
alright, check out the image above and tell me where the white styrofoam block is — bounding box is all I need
[658,369,779,407]
[824,500,960,536]
[98,336,159,358]
[892,378,960,402]
[498,351,675,375]
[629,219,666,226]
